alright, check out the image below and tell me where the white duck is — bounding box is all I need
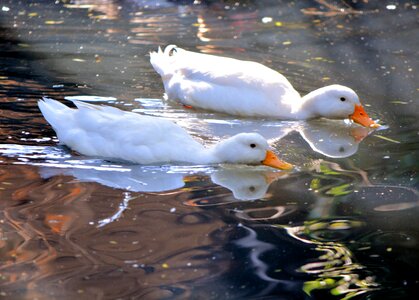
[150,45,380,128]
[38,98,292,170]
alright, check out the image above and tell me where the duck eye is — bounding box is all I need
[250,143,256,148]
[340,97,346,102]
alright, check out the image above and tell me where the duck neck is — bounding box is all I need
[296,91,323,119]
[184,146,219,165]
[198,140,238,165]
[201,147,223,164]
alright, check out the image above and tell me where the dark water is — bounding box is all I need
[0,0,418,299]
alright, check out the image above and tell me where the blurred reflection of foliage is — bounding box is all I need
[309,162,360,199]
[284,220,379,299]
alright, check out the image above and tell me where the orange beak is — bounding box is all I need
[349,104,380,128]
[262,150,293,170]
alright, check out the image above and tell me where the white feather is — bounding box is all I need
[150,46,376,125]
[38,98,290,168]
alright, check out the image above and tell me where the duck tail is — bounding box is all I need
[149,45,178,78]
[38,97,72,130]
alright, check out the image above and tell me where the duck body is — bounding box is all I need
[150,45,301,118]
[39,98,204,164]
[150,45,379,128]
[38,98,292,169]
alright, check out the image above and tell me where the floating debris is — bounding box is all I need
[162,263,169,269]
[390,101,409,105]
[45,20,64,25]
[373,135,401,144]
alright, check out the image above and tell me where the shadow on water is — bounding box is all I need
[0,0,418,299]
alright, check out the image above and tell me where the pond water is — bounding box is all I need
[0,0,418,299]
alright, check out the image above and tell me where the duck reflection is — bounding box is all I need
[210,168,286,201]
[39,164,285,201]
[40,165,185,193]
[299,120,370,158]
[0,143,285,203]
[134,98,371,158]
[199,119,370,158]
[37,164,288,230]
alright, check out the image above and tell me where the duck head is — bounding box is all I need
[303,85,380,128]
[212,133,293,170]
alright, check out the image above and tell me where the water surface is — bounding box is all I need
[0,1,418,299]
